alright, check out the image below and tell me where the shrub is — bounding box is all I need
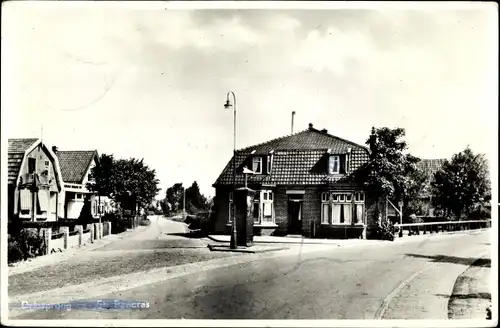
[8,228,46,263]
[139,218,151,226]
[185,211,215,236]
[8,237,23,264]
[19,228,46,258]
[367,219,396,241]
[103,212,129,234]
[470,205,491,220]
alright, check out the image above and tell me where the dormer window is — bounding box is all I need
[252,157,263,174]
[329,155,340,174]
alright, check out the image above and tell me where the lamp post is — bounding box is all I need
[224,91,237,249]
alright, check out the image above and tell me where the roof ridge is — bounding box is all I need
[308,127,369,152]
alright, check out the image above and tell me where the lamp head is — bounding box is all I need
[224,99,233,109]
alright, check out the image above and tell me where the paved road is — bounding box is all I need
[8,222,491,320]
[8,216,237,296]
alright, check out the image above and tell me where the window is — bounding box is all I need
[355,192,365,202]
[322,192,359,225]
[261,190,274,224]
[321,192,329,224]
[45,161,50,167]
[252,157,262,174]
[329,155,340,174]
[354,192,365,224]
[28,158,36,174]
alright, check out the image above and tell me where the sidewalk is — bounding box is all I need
[448,256,492,320]
[208,234,384,246]
[208,229,489,246]
[8,226,149,276]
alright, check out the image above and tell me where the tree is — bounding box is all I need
[185,181,208,213]
[354,127,423,202]
[87,154,160,215]
[165,183,184,213]
[431,147,491,219]
[87,154,115,198]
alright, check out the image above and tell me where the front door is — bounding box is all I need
[288,200,302,235]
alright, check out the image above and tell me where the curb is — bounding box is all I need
[207,244,289,253]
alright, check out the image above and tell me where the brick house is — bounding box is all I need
[55,149,105,219]
[7,139,64,222]
[212,123,374,239]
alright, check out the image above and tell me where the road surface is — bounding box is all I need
[8,217,491,320]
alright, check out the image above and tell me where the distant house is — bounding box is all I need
[212,123,373,239]
[7,139,64,222]
[55,149,104,219]
[416,159,447,216]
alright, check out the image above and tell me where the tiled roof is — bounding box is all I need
[213,126,370,187]
[238,126,369,154]
[8,138,40,184]
[417,159,447,178]
[57,150,98,183]
[417,159,447,198]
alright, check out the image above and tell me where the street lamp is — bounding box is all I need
[224,91,237,249]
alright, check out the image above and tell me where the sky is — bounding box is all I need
[2,1,498,199]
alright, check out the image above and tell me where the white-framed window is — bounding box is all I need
[252,157,263,174]
[229,190,274,225]
[354,192,365,224]
[261,190,274,224]
[321,192,329,224]
[331,192,351,224]
[320,192,365,225]
[329,155,340,174]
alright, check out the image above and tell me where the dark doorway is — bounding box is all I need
[288,197,303,235]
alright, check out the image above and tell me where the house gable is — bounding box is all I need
[57,150,99,184]
[8,138,64,192]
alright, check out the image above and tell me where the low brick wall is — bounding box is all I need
[81,232,91,246]
[67,233,80,249]
[50,236,65,253]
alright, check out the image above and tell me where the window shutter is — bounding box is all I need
[340,154,346,174]
[20,189,32,211]
[263,155,269,174]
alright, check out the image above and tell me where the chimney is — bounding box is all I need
[308,123,314,129]
[321,129,328,133]
[291,111,296,134]
[52,146,58,154]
